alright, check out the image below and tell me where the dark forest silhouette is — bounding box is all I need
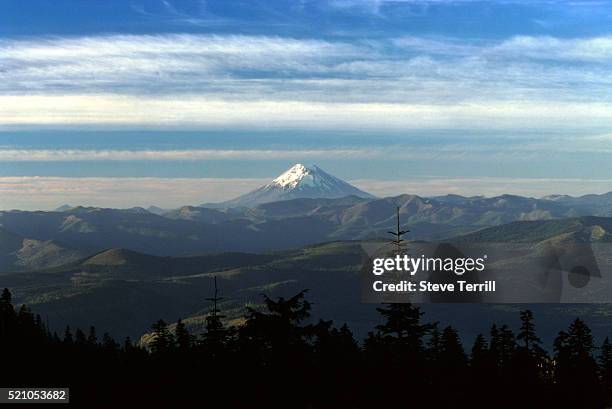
[1,286,611,407]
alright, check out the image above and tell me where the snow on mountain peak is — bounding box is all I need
[212,163,375,207]
[271,163,318,189]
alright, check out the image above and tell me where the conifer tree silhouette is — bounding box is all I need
[124,336,134,352]
[513,310,548,403]
[554,318,600,408]
[440,325,467,368]
[469,333,497,407]
[2,286,612,407]
[600,337,612,404]
[498,324,516,369]
[568,318,595,356]
[518,310,540,351]
[87,326,98,347]
[241,290,312,360]
[102,332,119,353]
[364,303,436,407]
[312,319,359,366]
[200,276,234,358]
[374,303,434,351]
[174,319,193,351]
[471,333,489,365]
[427,324,442,358]
[238,290,313,407]
[150,319,174,355]
[489,324,501,363]
[0,288,12,309]
[470,333,494,383]
[0,288,15,340]
[438,326,468,405]
[63,325,74,345]
[75,328,87,346]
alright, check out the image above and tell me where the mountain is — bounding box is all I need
[0,226,87,272]
[209,163,375,207]
[542,192,612,216]
[78,247,273,279]
[146,206,167,215]
[0,192,601,259]
[319,193,576,241]
[162,206,231,223]
[454,216,612,244]
[0,205,344,256]
[0,226,25,269]
[54,204,73,212]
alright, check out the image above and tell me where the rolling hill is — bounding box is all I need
[455,216,612,244]
[0,226,87,272]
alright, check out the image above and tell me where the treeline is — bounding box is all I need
[2,287,612,408]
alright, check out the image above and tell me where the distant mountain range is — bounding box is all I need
[455,215,612,244]
[3,164,611,266]
[4,188,612,271]
[205,163,375,207]
[543,192,612,215]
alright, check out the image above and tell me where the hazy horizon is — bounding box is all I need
[4,165,612,210]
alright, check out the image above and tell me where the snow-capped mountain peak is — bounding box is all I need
[212,163,375,207]
[271,163,319,189]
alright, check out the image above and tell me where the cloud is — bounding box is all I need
[326,0,606,15]
[1,95,611,130]
[491,36,612,62]
[2,132,612,163]
[353,177,612,198]
[0,34,358,94]
[0,177,267,210]
[0,148,373,161]
[1,33,612,128]
[329,0,603,8]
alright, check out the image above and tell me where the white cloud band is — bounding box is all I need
[0,148,371,161]
[1,34,612,129]
[1,95,611,130]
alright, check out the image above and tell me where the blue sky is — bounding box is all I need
[2,0,612,209]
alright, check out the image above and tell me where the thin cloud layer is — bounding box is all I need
[2,134,612,162]
[1,34,612,128]
[0,149,372,161]
[2,95,611,130]
[0,177,268,210]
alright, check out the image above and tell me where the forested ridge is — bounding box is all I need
[1,287,611,408]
